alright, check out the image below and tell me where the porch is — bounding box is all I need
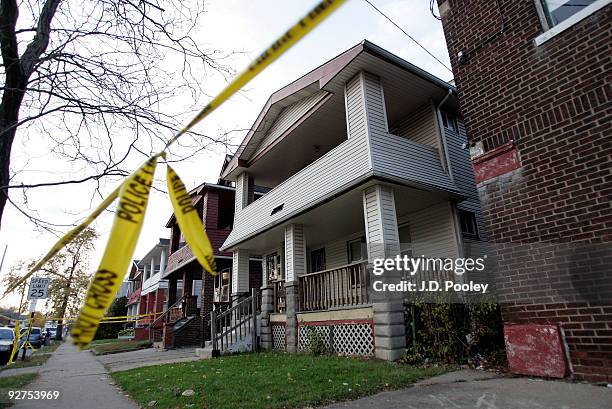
[229,180,463,360]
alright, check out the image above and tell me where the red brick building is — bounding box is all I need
[160,177,263,348]
[436,0,611,382]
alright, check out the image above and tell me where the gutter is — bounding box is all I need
[436,88,454,182]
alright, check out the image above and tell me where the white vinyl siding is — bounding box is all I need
[445,119,488,240]
[224,75,372,249]
[253,90,330,158]
[391,103,439,149]
[363,74,457,193]
[363,185,400,260]
[284,224,306,282]
[406,202,460,259]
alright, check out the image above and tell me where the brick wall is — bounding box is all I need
[437,0,612,382]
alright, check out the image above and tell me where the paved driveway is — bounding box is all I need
[95,346,200,372]
[322,370,612,409]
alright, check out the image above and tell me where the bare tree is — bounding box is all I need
[3,227,97,339]
[0,0,236,229]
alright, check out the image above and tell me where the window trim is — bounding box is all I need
[534,0,611,46]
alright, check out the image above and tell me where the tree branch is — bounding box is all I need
[20,0,62,76]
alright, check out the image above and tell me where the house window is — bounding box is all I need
[440,110,458,133]
[398,223,413,257]
[347,237,367,263]
[534,0,609,45]
[310,248,326,272]
[266,253,282,282]
[459,210,479,239]
[538,0,599,27]
[214,268,231,302]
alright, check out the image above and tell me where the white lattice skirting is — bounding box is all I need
[271,323,286,350]
[298,321,374,356]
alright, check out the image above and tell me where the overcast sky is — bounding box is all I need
[0,0,451,309]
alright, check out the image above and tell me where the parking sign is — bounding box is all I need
[28,277,50,299]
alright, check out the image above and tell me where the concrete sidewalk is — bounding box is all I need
[322,370,612,409]
[12,341,137,409]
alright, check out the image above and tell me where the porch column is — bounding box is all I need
[260,258,273,350]
[284,224,306,352]
[150,257,155,276]
[232,249,250,298]
[235,172,254,212]
[363,184,406,361]
[182,270,193,297]
[160,249,166,274]
[168,277,178,306]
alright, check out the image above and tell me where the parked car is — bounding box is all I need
[19,327,43,349]
[0,327,15,364]
[45,327,57,338]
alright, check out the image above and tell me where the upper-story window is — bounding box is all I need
[534,0,609,45]
[440,110,458,133]
[538,0,599,27]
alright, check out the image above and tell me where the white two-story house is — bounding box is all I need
[219,41,486,361]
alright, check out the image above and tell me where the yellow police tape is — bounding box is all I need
[1,186,120,298]
[167,165,216,275]
[71,156,158,348]
[5,0,347,348]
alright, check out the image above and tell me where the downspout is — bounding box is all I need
[436,88,454,182]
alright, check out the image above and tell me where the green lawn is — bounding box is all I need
[0,341,63,371]
[0,373,37,408]
[91,340,152,355]
[112,353,448,409]
[90,338,124,346]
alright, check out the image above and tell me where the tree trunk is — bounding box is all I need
[0,125,17,229]
[55,293,69,341]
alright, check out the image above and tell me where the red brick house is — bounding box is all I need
[436,0,611,382]
[159,176,264,348]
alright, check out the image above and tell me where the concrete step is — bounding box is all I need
[195,346,213,359]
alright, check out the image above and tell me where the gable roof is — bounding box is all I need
[221,40,455,180]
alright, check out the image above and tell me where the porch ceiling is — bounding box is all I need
[234,180,449,252]
[244,92,347,188]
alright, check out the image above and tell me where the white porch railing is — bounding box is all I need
[299,262,369,312]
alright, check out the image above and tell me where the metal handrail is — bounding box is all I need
[210,288,258,356]
[149,293,187,328]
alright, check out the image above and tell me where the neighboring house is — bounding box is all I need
[125,261,142,320]
[160,181,263,348]
[115,281,130,299]
[219,40,486,360]
[132,238,169,341]
[436,1,611,381]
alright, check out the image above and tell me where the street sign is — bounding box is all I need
[27,277,50,299]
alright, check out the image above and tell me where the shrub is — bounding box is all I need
[306,327,327,356]
[403,298,505,368]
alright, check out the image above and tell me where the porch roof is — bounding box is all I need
[221,178,454,253]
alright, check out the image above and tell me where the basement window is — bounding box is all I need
[270,204,284,216]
